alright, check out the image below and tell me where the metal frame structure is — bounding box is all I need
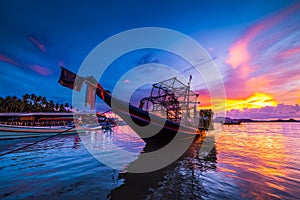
[139,77,199,124]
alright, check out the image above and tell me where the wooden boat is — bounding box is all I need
[0,124,78,139]
[0,124,104,139]
[0,112,103,139]
[59,67,207,145]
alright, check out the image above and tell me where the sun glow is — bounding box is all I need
[199,93,277,111]
[225,93,278,110]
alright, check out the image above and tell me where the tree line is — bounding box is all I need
[0,94,71,113]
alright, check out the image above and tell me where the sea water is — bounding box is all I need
[0,123,299,199]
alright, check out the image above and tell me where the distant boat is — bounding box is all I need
[223,120,241,125]
[214,117,241,125]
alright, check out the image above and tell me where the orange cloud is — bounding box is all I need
[246,76,271,91]
[199,93,277,111]
[226,93,277,110]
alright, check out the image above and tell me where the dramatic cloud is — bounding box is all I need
[224,1,300,107]
[225,93,277,110]
[200,93,278,113]
[226,1,300,69]
[226,104,300,119]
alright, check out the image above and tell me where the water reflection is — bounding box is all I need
[1,123,299,199]
[215,122,300,199]
[0,134,120,199]
[79,127,145,171]
[111,133,218,199]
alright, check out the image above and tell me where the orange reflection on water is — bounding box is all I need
[215,123,291,198]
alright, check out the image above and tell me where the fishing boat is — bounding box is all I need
[58,67,213,144]
[0,113,102,139]
[0,124,78,139]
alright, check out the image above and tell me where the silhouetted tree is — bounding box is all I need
[0,94,71,113]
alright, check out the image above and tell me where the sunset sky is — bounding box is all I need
[0,0,300,119]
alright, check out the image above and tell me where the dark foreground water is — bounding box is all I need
[0,123,299,199]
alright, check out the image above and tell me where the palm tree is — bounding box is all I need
[41,96,47,111]
[64,102,69,112]
[30,93,37,103]
[0,97,3,112]
[22,94,30,102]
[5,96,12,112]
[11,96,17,112]
[0,94,74,113]
[59,104,66,112]
[22,94,30,112]
[48,100,54,112]
[55,103,60,112]
[14,99,22,112]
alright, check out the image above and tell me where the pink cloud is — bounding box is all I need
[0,53,20,67]
[226,2,300,70]
[223,2,300,106]
[224,77,251,99]
[124,79,130,84]
[28,65,52,76]
[279,47,300,58]
[28,36,46,52]
[226,24,263,69]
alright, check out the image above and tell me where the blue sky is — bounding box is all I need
[1,0,300,117]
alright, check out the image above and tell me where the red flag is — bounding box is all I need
[85,83,96,110]
[58,67,84,91]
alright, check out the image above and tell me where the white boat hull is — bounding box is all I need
[0,125,88,139]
